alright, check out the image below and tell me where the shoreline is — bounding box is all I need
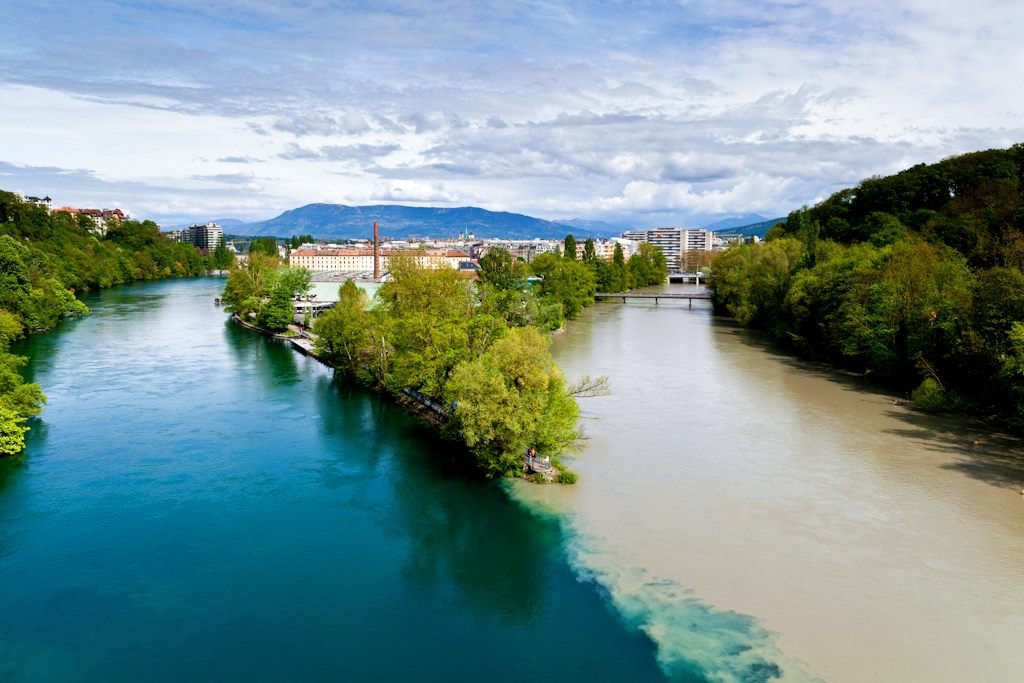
[229,313,565,483]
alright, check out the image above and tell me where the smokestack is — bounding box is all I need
[373,221,380,281]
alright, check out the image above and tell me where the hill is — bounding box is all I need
[702,213,770,231]
[243,204,603,240]
[712,216,786,237]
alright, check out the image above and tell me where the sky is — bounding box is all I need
[1,0,1022,228]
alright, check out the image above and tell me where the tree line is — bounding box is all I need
[710,144,1024,427]
[0,190,216,454]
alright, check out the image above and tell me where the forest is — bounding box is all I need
[0,191,212,454]
[710,144,1024,427]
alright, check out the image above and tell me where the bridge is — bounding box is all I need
[595,291,712,307]
[310,270,379,282]
[668,271,706,284]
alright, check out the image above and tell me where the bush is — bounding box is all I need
[912,377,946,411]
[555,469,578,484]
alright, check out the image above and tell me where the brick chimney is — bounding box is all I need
[373,221,380,281]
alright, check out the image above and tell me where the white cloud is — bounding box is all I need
[0,1,1021,226]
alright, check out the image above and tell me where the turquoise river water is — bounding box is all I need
[0,278,669,682]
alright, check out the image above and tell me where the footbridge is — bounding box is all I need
[595,291,713,307]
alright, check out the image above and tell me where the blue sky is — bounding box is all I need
[1,0,1022,227]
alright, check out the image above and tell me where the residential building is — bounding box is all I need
[620,228,713,269]
[173,222,224,252]
[25,195,52,210]
[52,206,126,235]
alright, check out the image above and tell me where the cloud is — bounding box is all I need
[272,113,372,137]
[0,160,282,226]
[277,142,400,162]
[0,1,1021,226]
[370,180,466,204]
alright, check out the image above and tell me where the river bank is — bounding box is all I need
[228,312,567,483]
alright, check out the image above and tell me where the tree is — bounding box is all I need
[582,238,597,266]
[257,285,294,331]
[628,243,667,287]
[444,326,579,477]
[530,253,596,318]
[478,247,526,291]
[610,243,629,292]
[277,267,313,298]
[249,237,280,258]
[314,280,371,374]
[563,234,578,261]
[288,234,314,249]
[211,240,235,270]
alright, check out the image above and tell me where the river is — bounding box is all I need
[514,285,1024,682]
[2,278,1022,682]
[0,278,666,682]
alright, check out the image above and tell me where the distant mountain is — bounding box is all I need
[163,218,249,232]
[715,216,787,237]
[554,218,624,236]
[701,213,770,231]
[242,204,605,240]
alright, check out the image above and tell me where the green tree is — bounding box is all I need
[610,242,629,292]
[249,237,280,258]
[257,285,294,331]
[211,240,235,270]
[277,267,313,298]
[530,253,597,318]
[563,234,578,261]
[444,326,579,477]
[582,238,597,266]
[314,280,371,374]
[478,247,526,291]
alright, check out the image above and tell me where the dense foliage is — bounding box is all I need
[287,234,315,249]
[220,255,312,331]
[0,190,211,454]
[245,233,666,478]
[711,144,1024,426]
[311,255,590,478]
[248,237,280,258]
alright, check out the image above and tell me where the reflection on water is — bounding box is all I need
[515,290,1024,683]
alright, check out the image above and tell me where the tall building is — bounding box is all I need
[174,222,223,252]
[682,229,713,252]
[620,228,713,269]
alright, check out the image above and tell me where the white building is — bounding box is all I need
[289,247,470,273]
[173,222,223,252]
[620,228,713,269]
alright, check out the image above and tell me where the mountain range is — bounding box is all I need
[244,204,603,240]
[169,204,783,240]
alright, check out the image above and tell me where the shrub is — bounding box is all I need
[912,377,946,411]
[555,469,578,484]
